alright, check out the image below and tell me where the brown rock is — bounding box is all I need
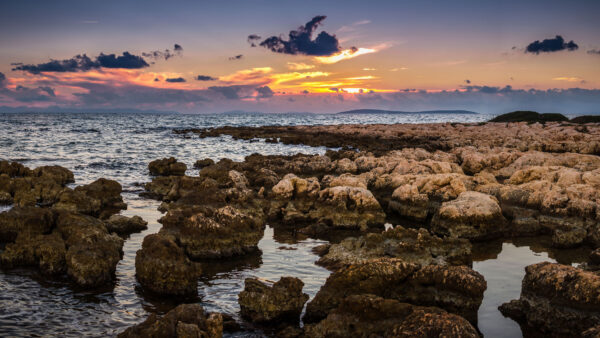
[148,157,187,176]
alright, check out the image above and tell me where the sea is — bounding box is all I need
[0,112,589,337]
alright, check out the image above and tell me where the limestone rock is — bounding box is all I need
[148,157,187,176]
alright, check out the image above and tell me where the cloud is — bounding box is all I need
[219,67,272,84]
[314,46,376,64]
[9,85,57,102]
[525,35,578,54]
[588,49,600,55]
[196,75,217,81]
[0,72,5,87]
[337,19,371,33]
[229,54,243,61]
[553,77,583,82]
[13,52,149,74]
[287,62,315,70]
[209,85,244,99]
[256,86,274,99]
[142,44,184,61]
[165,77,186,83]
[362,68,376,71]
[465,79,471,84]
[250,15,341,56]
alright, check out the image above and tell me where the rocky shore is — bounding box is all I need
[3,119,600,336]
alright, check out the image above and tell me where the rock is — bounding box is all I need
[489,111,568,123]
[0,231,66,275]
[316,225,472,270]
[32,165,75,185]
[148,157,187,176]
[499,262,600,336]
[104,214,148,235]
[117,303,223,338]
[194,158,215,169]
[432,191,508,240]
[159,205,265,259]
[0,206,55,242]
[552,227,587,248]
[305,258,486,324]
[135,233,201,296]
[0,161,31,177]
[311,186,385,230]
[238,277,309,324]
[54,178,127,219]
[304,294,478,338]
[571,115,600,124]
[56,212,124,287]
[591,248,600,265]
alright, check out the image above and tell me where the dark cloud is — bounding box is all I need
[13,52,149,74]
[465,79,471,84]
[302,90,309,94]
[96,52,149,68]
[256,86,274,98]
[209,85,243,99]
[12,85,56,102]
[251,16,341,56]
[463,85,515,94]
[525,35,578,54]
[247,34,261,47]
[165,77,186,83]
[196,75,217,81]
[329,87,339,92]
[143,44,184,61]
[588,49,600,55]
[0,72,5,87]
[154,78,160,82]
[229,54,243,61]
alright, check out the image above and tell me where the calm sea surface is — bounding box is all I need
[0,112,587,337]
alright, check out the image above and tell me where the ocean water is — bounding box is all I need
[0,112,587,337]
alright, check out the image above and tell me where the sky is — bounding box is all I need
[1,0,599,114]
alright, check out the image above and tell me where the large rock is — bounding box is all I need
[54,178,127,219]
[305,258,486,324]
[104,214,148,235]
[499,262,600,336]
[316,225,472,270]
[432,191,508,240]
[0,206,55,242]
[118,303,223,338]
[238,277,309,324]
[148,157,187,176]
[135,233,201,296]
[304,294,478,338]
[0,231,66,275]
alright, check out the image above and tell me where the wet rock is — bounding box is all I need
[552,227,587,248]
[54,178,127,219]
[0,160,31,177]
[0,231,66,275]
[56,212,124,287]
[117,303,223,338]
[499,262,600,336]
[159,205,265,259]
[104,214,148,235]
[0,206,55,242]
[32,165,75,185]
[305,258,486,324]
[238,277,309,325]
[135,233,201,296]
[316,225,472,270]
[0,191,13,205]
[304,294,478,338]
[432,191,508,241]
[194,158,215,169]
[148,157,187,176]
[590,248,600,265]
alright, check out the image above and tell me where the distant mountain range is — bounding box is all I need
[336,109,478,115]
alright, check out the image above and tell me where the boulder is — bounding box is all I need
[238,277,309,324]
[0,206,55,242]
[499,262,600,336]
[54,178,127,219]
[432,191,508,240]
[304,294,478,338]
[194,158,215,169]
[135,233,201,296]
[316,225,472,270]
[104,214,148,235]
[305,258,486,324]
[148,157,187,176]
[118,303,223,338]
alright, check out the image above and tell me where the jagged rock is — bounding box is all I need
[117,303,223,338]
[148,157,187,176]
[0,206,55,242]
[238,277,309,324]
[135,233,201,296]
[0,231,66,275]
[104,214,148,235]
[32,165,75,185]
[159,205,265,259]
[56,211,124,287]
[0,160,31,177]
[194,158,215,169]
[304,294,478,338]
[316,225,472,270]
[499,262,600,336]
[54,178,126,219]
[305,258,486,324]
[432,191,508,240]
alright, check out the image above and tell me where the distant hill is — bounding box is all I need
[337,109,478,115]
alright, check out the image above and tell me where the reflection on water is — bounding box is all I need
[473,239,589,338]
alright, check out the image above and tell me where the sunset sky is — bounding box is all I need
[1,0,599,114]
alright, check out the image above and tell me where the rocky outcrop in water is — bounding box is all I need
[304,258,486,325]
[104,214,148,235]
[0,161,144,288]
[238,277,309,325]
[148,157,187,176]
[315,225,472,270]
[304,294,479,338]
[499,262,600,337]
[117,303,223,338]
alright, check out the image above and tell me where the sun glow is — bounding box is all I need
[314,47,376,64]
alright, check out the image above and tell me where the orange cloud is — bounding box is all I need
[287,62,315,70]
[314,47,377,64]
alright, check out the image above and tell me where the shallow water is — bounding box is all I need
[0,112,586,337]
